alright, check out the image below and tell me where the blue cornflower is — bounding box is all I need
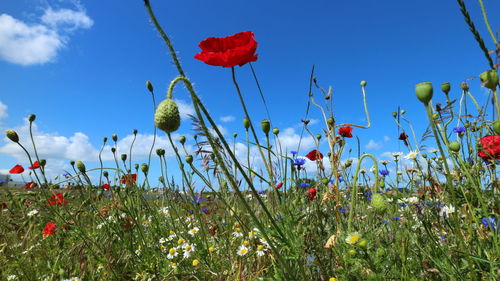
[222,221,227,226]
[381,219,389,223]
[189,210,194,214]
[379,169,390,176]
[481,217,499,231]
[453,126,466,133]
[277,215,283,221]
[292,157,306,169]
[364,192,373,198]
[338,177,343,183]
[63,173,71,178]
[258,190,264,195]
[339,205,349,213]
[392,216,400,221]
[300,182,310,188]
[399,203,408,208]
[202,208,208,213]
[290,151,298,156]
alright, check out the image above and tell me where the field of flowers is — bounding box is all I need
[1,1,499,280]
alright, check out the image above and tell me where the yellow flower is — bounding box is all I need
[345,232,361,245]
[329,278,337,281]
[208,247,215,253]
[192,259,200,267]
[243,240,250,247]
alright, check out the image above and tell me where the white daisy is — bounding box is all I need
[404,151,419,160]
[188,227,199,236]
[237,245,250,256]
[27,210,39,217]
[167,248,178,259]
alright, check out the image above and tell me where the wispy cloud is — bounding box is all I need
[220,115,235,123]
[0,101,7,119]
[365,139,382,150]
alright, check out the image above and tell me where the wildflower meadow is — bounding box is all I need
[0,0,499,280]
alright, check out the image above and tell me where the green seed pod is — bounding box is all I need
[5,130,19,143]
[111,147,116,153]
[401,109,406,115]
[316,134,322,140]
[159,176,165,183]
[327,117,334,126]
[415,82,433,105]
[344,159,353,168]
[28,114,36,122]
[141,163,148,174]
[243,117,250,130]
[233,133,238,138]
[421,153,427,159]
[479,70,499,91]
[493,120,500,135]
[371,193,387,212]
[360,80,367,87]
[185,154,193,164]
[121,154,127,161]
[261,120,270,135]
[179,136,186,145]
[133,129,138,135]
[103,171,109,178]
[321,178,329,185]
[432,113,439,120]
[155,99,181,133]
[273,128,280,135]
[156,148,163,156]
[441,82,450,94]
[112,134,117,142]
[103,137,108,143]
[76,160,86,173]
[449,141,460,152]
[146,80,154,92]
[392,112,397,118]
[40,159,46,167]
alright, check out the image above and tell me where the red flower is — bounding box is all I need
[28,161,40,169]
[42,222,56,238]
[25,181,37,189]
[47,193,67,206]
[24,201,31,207]
[9,164,24,174]
[398,133,408,140]
[338,126,353,138]
[194,31,258,68]
[102,184,111,190]
[305,150,324,161]
[478,135,500,161]
[1,202,7,209]
[307,188,317,201]
[275,182,283,189]
[120,174,137,185]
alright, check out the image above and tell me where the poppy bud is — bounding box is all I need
[133,129,138,135]
[360,80,367,87]
[134,163,139,170]
[493,120,500,135]
[415,82,433,105]
[146,80,154,92]
[40,159,46,167]
[321,178,329,185]
[185,154,193,164]
[5,130,19,143]
[441,82,450,94]
[371,193,387,211]
[479,70,499,91]
[401,109,406,115]
[233,133,238,138]
[103,171,109,178]
[344,159,353,168]
[121,154,127,161]
[112,134,117,142]
[159,176,165,183]
[432,113,439,120]
[421,153,427,159]
[70,160,75,166]
[141,163,148,174]
[392,112,397,118]
[448,141,460,152]
[193,135,198,141]
[179,136,186,145]
[111,147,116,153]
[327,117,334,126]
[273,128,279,135]
[460,82,469,91]
[156,148,162,156]
[28,114,36,122]
[103,137,108,143]
[316,134,322,140]
[261,120,270,135]
[243,117,250,130]
[76,160,86,173]
[155,98,181,133]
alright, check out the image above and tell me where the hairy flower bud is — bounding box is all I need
[5,130,19,143]
[273,128,279,135]
[243,117,250,130]
[76,160,86,173]
[155,98,180,133]
[371,193,387,212]
[460,82,469,91]
[103,137,108,143]
[179,136,186,145]
[448,141,460,152]
[134,163,139,170]
[70,160,75,166]
[233,133,238,138]
[141,163,148,174]
[261,120,270,135]
[493,120,500,135]
[40,159,46,167]
[121,154,127,161]
[479,70,499,91]
[415,82,433,105]
[316,134,322,140]
[112,134,117,142]
[441,82,450,95]
[392,112,397,118]
[360,80,367,87]
[133,129,138,135]
[327,117,334,126]
[111,147,116,153]
[146,80,154,92]
[28,114,36,122]
[103,171,109,178]
[185,154,193,164]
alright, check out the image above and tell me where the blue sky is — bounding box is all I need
[0,0,498,187]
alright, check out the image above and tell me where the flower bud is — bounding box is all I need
[76,160,86,173]
[243,117,250,130]
[155,98,181,133]
[40,159,46,167]
[392,112,397,118]
[261,120,270,135]
[146,80,154,92]
[327,117,334,126]
[112,134,117,142]
[134,163,139,170]
[233,133,238,138]
[441,82,450,95]
[70,160,75,166]
[185,154,193,164]
[28,114,36,122]
[360,80,367,87]
[133,129,138,135]
[448,141,460,152]
[401,109,406,115]
[421,153,427,159]
[121,154,127,161]
[273,128,279,135]
[321,178,329,185]
[5,130,19,143]
[358,239,367,248]
[103,137,108,143]
[141,163,148,174]
[159,176,165,183]
[493,120,500,135]
[179,136,186,145]
[314,134,321,141]
[111,147,116,153]
[348,249,357,256]
[432,113,439,120]
[415,82,433,105]
[103,171,109,178]
[371,193,387,212]
[479,70,499,91]
[460,82,469,91]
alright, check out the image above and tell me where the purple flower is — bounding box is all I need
[292,157,306,168]
[300,182,310,188]
[482,217,499,231]
[453,126,466,133]
[380,169,389,176]
[391,216,400,221]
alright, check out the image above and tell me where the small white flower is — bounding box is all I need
[183,244,195,258]
[439,205,455,218]
[232,230,243,238]
[429,149,439,154]
[159,237,167,244]
[27,209,39,217]
[256,244,266,256]
[96,222,106,229]
[167,248,178,259]
[237,245,249,256]
[404,151,419,160]
[7,275,17,280]
[160,207,170,215]
[407,196,419,204]
[188,227,199,236]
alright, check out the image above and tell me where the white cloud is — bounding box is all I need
[365,139,382,150]
[174,99,195,120]
[220,115,235,123]
[0,6,92,66]
[384,136,390,142]
[276,127,316,153]
[0,101,7,119]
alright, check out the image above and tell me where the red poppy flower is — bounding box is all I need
[478,135,500,161]
[275,182,283,189]
[398,133,408,140]
[24,201,31,207]
[305,150,324,161]
[307,188,317,201]
[47,193,67,206]
[102,184,111,190]
[42,222,56,238]
[194,31,258,68]
[1,202,7,209]
[338,126,353,138]
[120,174,137,185]
[28,161,40,169]
[25,181,37,189]
[9,164,24,174]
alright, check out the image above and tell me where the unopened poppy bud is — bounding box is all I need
[479,70,499,91]
[112,134,117,142]
[28,114,36,122]
[146,80,154,92]
[360,80,367,87]
[327,152,332,157]
[133,129,138,135]
[327,117,334,126]
[493,120,500,135]
[316,134,322,140]
[193,135,198,141]
[141,163,148,174]
[103,137,108,143]
[448,141,460,152]
[371,193,387,211]
[103,171,109,178]
[70,160,75,166]
[432,113,439,120]
[345,159,353,167]
[441,82,450,94]
[460,82,469,91]
[421,153,427,159]
[5,130,19,143]
[178,136,185,145]
[159,176,165,183]
[243,117,250,130]
[273,128,279,135]
[401,109,406,115]
[76,160,86,173]
[233,133,238,138]
[392,112,397,118]
[155,98,181,133]
[40,159,46,167]
[261,120,270,135]
[185,154,193,164]
[134,163,139,170]
[111,147,116,153]
[415,82,433,105]
[156,148,162,156]
[121,154,127,161]
[321,178,329,185]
